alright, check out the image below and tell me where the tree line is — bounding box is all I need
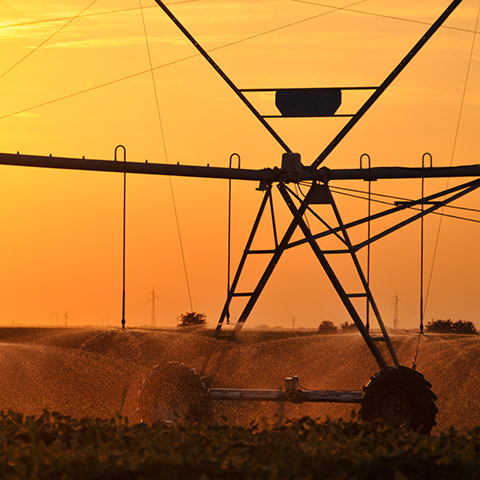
[318,319,478,335]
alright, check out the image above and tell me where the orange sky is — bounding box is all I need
[0,0,479,330]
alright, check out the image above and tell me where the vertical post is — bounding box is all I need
[115,145,127,330]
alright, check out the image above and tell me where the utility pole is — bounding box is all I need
[149,288,159,328]
[64,312,69,328]
[393,294,399,331]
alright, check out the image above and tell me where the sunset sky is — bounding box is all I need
[0,0,479,331]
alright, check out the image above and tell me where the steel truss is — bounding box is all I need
[215,176,480,370]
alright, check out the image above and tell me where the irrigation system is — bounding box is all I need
[1,0,476,432]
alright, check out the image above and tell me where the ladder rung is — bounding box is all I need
[372,337,387,342]
[247,249,277,255]
[346,293,368,298]
[323,249,350,255]
[232,292,254,297]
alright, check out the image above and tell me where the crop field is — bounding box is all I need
[0,327,479,478]
[2,410,480,479]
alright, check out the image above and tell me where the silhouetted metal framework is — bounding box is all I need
[0,0,472,379]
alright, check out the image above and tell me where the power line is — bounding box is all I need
[1,0,475,122]
[3,1,478,36]
[0,1,200,30]
[293,0,480,34]
[0,0,99,81]
[0,0,387,120]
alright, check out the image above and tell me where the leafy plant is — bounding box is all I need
[1,410,480,479]
[426,319,478,335]
[318,320,337,334]
[177,312,207,328]
[340,321,357,333]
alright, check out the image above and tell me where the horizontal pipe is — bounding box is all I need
[0,152,479,183]
[208,388,363,404]
[328,165,480,181]
[0,152,278,182]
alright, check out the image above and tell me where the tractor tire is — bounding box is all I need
[360,366,438,434]
[137,362,210,424]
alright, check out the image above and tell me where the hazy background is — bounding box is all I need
[0,0,479,330]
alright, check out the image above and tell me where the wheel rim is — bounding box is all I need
[377,386,412,428]
[151,382,192,424]
[138,362,209,424]
[361,367,438,434]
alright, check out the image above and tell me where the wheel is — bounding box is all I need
[360,366,438,434]
[137,362,210,424]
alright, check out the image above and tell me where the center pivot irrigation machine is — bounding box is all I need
[1,0,478,433]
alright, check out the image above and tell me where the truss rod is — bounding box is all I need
[151,0,292,153]
[278,183,390,370]
[309,0,464,169]
[285,178,480,251]
[354,180,480,251]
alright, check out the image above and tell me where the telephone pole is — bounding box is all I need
[149,289,159,328]
[393,294,399,331]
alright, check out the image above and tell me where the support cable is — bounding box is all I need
[329,187,480,223]
[424,3,480,317]
[139,0,193,311]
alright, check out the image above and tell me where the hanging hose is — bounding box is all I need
[115,145,127,331]
[413,152,432,369]
[360,154,371,331]
[227,154,241,324]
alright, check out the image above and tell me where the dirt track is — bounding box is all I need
[0,327,478,433]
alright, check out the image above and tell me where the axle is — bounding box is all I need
[208,376,363,404]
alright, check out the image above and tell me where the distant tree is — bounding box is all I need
[425,319,454,333]
[340,321,357,333]
[318,320,337,335]
[425,319,477,335]
[452,320,478,335]
[177,312,206,328]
